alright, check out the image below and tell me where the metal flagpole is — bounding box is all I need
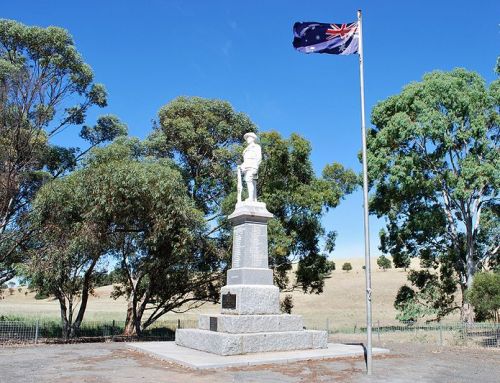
[357,9,373,375]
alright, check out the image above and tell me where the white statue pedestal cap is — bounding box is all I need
[175,133,327,355]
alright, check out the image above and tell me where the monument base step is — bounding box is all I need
[175,328,327,356]
[129,342,390,370]
[198,314,304,333]
[220,284,280,315]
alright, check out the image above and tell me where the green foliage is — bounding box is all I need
[80,115,127,145]
[342,262,352,272]
[369,68,500,321]
[394,285,431,322]
[467,272,500,322]
[34,291,49,300]
[280,294,294,314]
[94,268,123,288]
[377,255,392,271]
[394,264,459,322]
[257,132,356,293]
[150,96,256,215]
[149,97,358,296]
[25,138,205,337]
[0,19,124,286]
[81,139,212,335]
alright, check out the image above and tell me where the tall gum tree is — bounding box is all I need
[149,97,358,301]
[368,68,499,322]
[26,138,207,337]
[0,19,125,285]
[80,139,211,336]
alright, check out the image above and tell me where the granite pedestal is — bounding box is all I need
[176,201,328,355]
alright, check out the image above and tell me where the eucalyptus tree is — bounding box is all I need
[149,97,357,299]
[82,139,215,336]
[0,19,125,285]
[27,164,109,338]
[255,132,356,293]
[369,68,499,321]
[26,138,212,337]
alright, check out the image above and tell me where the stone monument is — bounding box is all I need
[175,133,327,355]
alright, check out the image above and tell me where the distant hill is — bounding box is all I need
[0,257,461,327]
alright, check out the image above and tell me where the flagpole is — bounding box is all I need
[357,9,373,375]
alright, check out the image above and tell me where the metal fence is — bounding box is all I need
[0,321,39,344]
[1,318,498,348]
[304,319,500,348]
[0,318,198,344]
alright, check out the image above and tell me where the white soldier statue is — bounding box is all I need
[237,132,262,203]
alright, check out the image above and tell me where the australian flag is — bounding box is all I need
[293,21,359,55]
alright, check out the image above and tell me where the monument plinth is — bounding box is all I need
[175,133,327,355]
[221,201,279,315]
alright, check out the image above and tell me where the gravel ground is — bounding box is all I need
[0,341,498,383]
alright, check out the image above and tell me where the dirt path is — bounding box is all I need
[0,342,498,383]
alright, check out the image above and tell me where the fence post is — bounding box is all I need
[177,319,181,330]
[377,320,380,342]
[112,320,115,341]
[35,320,39,344]
[439,323,443,346]
[326,318,330,334]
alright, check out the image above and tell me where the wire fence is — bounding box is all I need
[0,317,498,348]
[0,318,198,344]
[304,319,500,348]
[0,321,39,344]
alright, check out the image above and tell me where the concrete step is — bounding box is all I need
[175,328,327,356]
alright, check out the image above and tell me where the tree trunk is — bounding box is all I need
[122,273,148,337]
[58,295,70,340]
[71,258,98,337]
[123,291,145,336]
[123,300,139,336]
[462,221,476,324]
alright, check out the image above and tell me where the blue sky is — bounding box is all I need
[3,0,499,260]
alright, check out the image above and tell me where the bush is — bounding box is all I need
[342,262,352,272]
[280,294,294,314]
[467,272,500,322]
[377,255,392,271]
[35,292,50,300]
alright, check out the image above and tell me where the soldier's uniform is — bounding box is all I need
[241,142,262,182]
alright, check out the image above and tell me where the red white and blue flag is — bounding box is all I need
[293,21,359,55]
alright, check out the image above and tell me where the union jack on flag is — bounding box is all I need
[293,21,359,55]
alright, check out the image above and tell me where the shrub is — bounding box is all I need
[35,292,50,300]
[342,262,352,272]
[467,272,500,322]
[280,294,294,314]
[377,255,392,271]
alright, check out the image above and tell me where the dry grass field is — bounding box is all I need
[0,257,461,327]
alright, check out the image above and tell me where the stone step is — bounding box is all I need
[220,284,280,315]
[175,329,328,356]
[198,314,304,333]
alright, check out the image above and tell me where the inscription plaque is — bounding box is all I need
[221,292,237,309]
[209,316,218,332]
[232,225,243,268]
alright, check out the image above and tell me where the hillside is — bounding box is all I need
[0,258,461,327]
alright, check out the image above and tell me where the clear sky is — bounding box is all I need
[3,0,499,260]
